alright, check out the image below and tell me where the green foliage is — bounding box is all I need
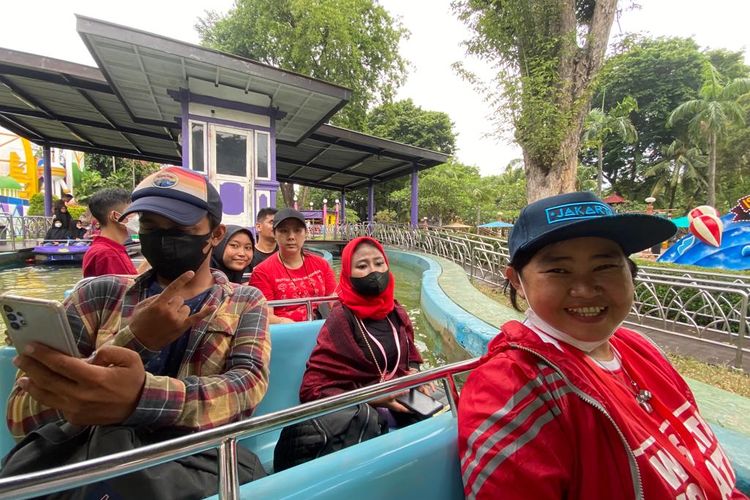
[197,0,408,130]
[374,209,397,223]
[67,205,87,220]
[588,36,706,201]
[668,63,750,207]
[77,155,161,203]
[344,207,360,224]
[365,99,457,155]
[27,193,48,216]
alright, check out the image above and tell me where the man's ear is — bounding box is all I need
[505,266,524,299]
[211,224,226,246]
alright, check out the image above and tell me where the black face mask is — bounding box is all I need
[139,228,212,281]
[350,271,390,297]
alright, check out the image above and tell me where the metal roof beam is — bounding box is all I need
[0,104,174,141]
[275,175,345,191]
[0,63,112,94]
[278,156,372,180]
[0,75,98,146]
[0,113,45,142]
[72,87,144,154]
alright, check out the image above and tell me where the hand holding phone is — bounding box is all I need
[0,294,80,357]
[395,388,445,418]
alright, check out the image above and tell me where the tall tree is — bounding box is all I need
[585,36,706,202]
[453,0,618,202]
[197,0,407,131]
[582,95,638,196]
[642,139,706,210]
[668,65,750,207]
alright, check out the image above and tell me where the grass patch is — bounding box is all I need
[472,280,750,398]
[667,353,750,398]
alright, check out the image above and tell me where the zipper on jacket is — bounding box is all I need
[357,404,371,443]
[510,343,645,500]
[313,417,329,458]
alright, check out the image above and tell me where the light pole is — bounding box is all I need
[322,198,328,240]
[645,196,656,215]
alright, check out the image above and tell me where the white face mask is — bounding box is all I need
[53,222,62,228]
[122,214,140,235]
[519,278,618,353]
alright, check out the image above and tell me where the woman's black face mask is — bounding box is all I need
[139,228,212,281]
[350,271,390,297]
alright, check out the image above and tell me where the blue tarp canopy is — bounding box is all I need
[671,216,690,228]
[478,221,513,228]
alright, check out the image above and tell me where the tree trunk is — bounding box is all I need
[279,182,295,208]
[708,132,717,207]
[521,0,617,204]
[597,144,604,196]
[525,127,581,202]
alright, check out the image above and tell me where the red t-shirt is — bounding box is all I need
[82,235,138,278]
[249,252,336,322]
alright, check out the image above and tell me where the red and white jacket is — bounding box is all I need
[458,320,748,500]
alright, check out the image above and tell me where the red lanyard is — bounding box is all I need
[581,351,720,499]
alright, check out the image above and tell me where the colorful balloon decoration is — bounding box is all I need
[688,205,719,223]
[689,213,723,248]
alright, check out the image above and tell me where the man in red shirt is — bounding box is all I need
[82,188,138,277]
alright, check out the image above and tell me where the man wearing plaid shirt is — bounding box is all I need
[8,167,270,439]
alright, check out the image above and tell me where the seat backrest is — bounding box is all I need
[239,320,323,469]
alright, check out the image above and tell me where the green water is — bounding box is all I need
[0,263,470,366]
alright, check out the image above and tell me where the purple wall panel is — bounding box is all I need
[220,182,244,215]
[259,194,268,209]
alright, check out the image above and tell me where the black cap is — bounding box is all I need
[273,208,306,230]
[508,191,677,264]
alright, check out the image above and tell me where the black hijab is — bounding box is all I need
[211,225,254,283]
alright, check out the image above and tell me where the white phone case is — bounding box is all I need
[0,294,80,357]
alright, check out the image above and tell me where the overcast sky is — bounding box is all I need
[0,0,747,176]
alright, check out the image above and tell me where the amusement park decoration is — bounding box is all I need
[730,195,750,222]
[688,213,723,248]
[688,205,719,223]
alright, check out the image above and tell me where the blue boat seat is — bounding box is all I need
[238,320,323,470]
[206,413,465,500]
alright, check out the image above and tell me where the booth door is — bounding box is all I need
[209,125,253,227]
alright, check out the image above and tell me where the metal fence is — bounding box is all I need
[0,214,54,250]
[337,223,749,368]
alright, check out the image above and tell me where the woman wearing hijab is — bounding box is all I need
[299,236,425,418]
[274,237,429,472]
[43,216,72,243]
[210,225,254,284]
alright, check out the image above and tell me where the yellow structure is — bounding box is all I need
[4,135,37,199]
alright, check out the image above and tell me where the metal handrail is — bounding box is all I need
[0,358,481,500]
[267,295,339,321]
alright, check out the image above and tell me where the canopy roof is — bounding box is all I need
[603,193,626,204]
[0,16,449,189]
[478,221,513,228]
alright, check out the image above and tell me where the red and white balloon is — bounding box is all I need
[688,205,719,223]
[689,213,723,247]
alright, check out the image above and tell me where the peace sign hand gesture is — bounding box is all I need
[128,271,217,351]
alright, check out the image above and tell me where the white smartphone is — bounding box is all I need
[0,294,81,357]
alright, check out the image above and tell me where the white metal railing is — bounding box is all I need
[0,214,55,250]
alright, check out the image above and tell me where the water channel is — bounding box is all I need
[0,262,470,367]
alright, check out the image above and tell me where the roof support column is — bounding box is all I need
[410,162,419,228]
[180,92,189,168]
[367,181,375,225]
[43,145,52,217]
